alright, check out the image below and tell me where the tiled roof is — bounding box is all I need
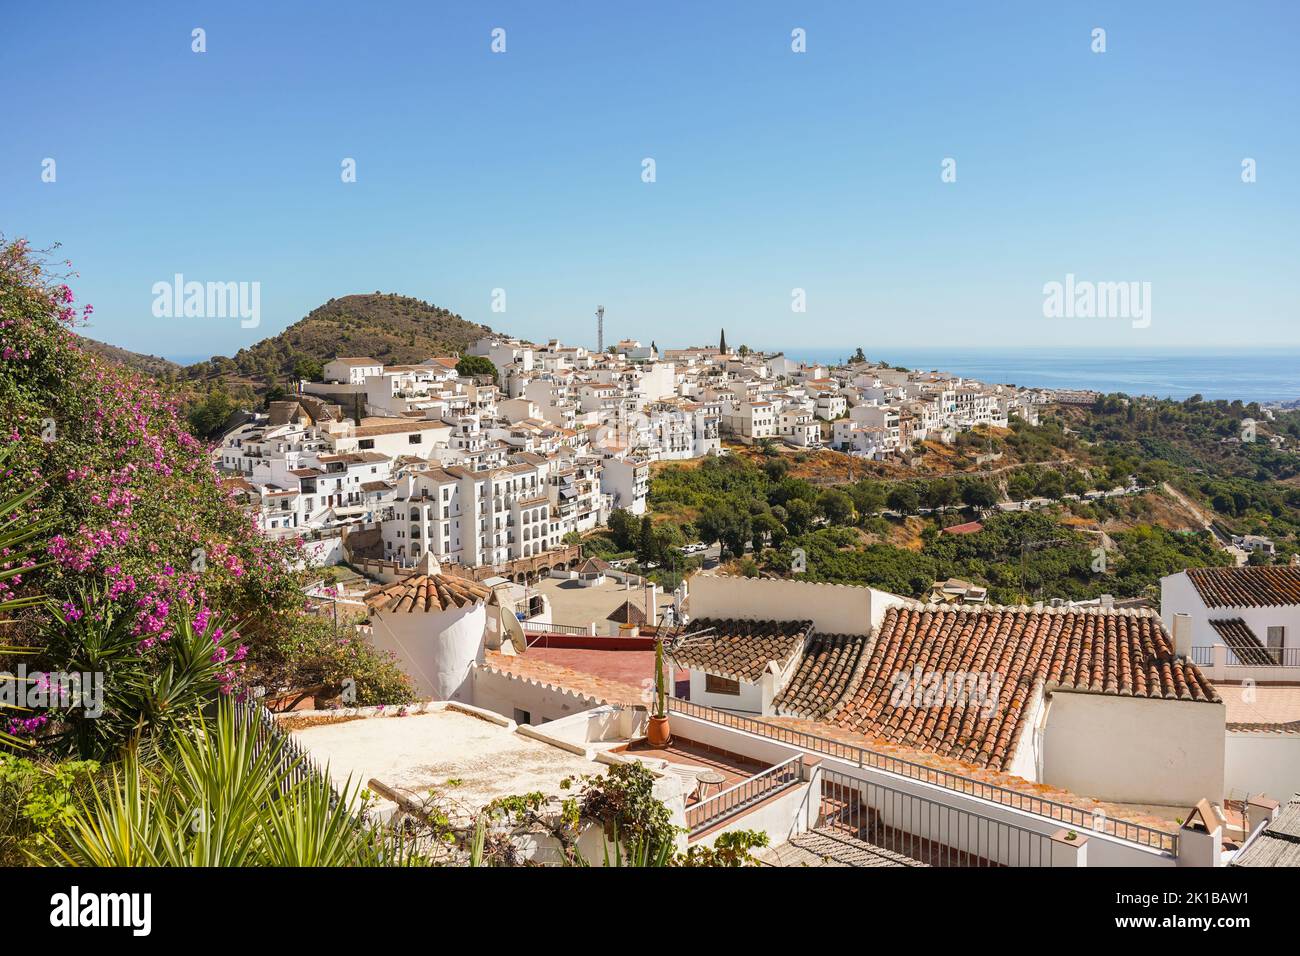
[481,651,646,707]
[1209,619,1275,666]
[941,521,984,535]
[828,605,1219,773]
[671,618,812,684]
[607,600,646,625]
[364,558,490,613]
[1186,566,1300,608]
[577,557,610,574]
[1232,798,1300,867]
[773,633,871,719]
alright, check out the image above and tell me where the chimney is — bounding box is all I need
[646,583,657,624]
[1172,612,1192,658]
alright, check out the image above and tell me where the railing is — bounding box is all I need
[685,755,803,836]
[234,697,335,795]
[820,768,1050,866]
[1227,645,1300,667]
[521,620,592,637]
[667,697,1177,854]
[1194,645,1300,668]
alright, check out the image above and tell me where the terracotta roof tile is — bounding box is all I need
[364,565,489,613]
[1209,619,1275,666]
[481,651,646,707]
[671,618,812,684]
[1186,566,1300,608]
[774,633,871,719]
[827,604,1219,773]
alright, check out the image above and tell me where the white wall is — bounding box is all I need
[472,664,607,724]
[1040,691,1225,806]
[687,670,764,714]
[688,573,909,636]
[366,602,486,702]
[1224,732,1300,802]
[1161,571,1300,653]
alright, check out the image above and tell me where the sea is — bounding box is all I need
[779,347,1300,405]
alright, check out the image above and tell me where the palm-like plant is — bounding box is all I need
[0,454,53,750]
[38,699,411,867]
[41,594,238,759]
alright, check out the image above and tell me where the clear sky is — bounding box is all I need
[3,1,1297,361]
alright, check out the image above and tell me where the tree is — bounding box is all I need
[292,356,324,382]
[455,355,498,383]
[719,329,728,354]
[1006,471,1037,501]
[961,480,999,509]
[818,489,856,526]
[851,347,866,363]
[925,478,958,510]
[886,486,920,515]
[751,512,784,551]
[606,509,640,551]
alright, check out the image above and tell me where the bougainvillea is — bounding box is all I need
[0,237,412,738]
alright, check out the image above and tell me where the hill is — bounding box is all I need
[184,293,493,391]
[77,337,183,379]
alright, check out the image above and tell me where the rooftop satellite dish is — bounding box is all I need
[500,607,527,654]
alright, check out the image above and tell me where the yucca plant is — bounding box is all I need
[0,460,53,750]
[37,698,408,867]
[40,593,239,759]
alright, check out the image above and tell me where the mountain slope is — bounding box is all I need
[78,337,183,379]
[185,293,492,389]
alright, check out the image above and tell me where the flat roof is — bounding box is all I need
[289,706,601,818]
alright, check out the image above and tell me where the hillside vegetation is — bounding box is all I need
[185,293,493,392]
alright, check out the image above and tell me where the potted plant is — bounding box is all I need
[647,637,671,746]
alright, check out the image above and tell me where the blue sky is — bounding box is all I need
[3,1,1297,361]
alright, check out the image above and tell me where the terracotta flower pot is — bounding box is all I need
[647,714,671,747]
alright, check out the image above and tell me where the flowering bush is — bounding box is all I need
[0,236,411,743]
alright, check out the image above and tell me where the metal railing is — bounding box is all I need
[1227,645,1300,667]
[520,620,591,636]
[685,754,803,835]
[1196,645,1300,667]
[820,767,1050,866]
[234,697,335,795]
[667,697,1177,854]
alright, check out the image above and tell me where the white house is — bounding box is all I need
[1161,566,1300,667]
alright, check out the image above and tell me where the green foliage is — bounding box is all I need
[675,829,769,867]
[0,755,100,864]
[36,592,241,760]
[576,762,678,859]
[38,699,407,867]
[246,612,414,709]
[455,354,498,383]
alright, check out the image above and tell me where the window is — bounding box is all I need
[359,439,375,449]
[408,434,423,444]
[705,674,741,696]
[1267,626,1285,648]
